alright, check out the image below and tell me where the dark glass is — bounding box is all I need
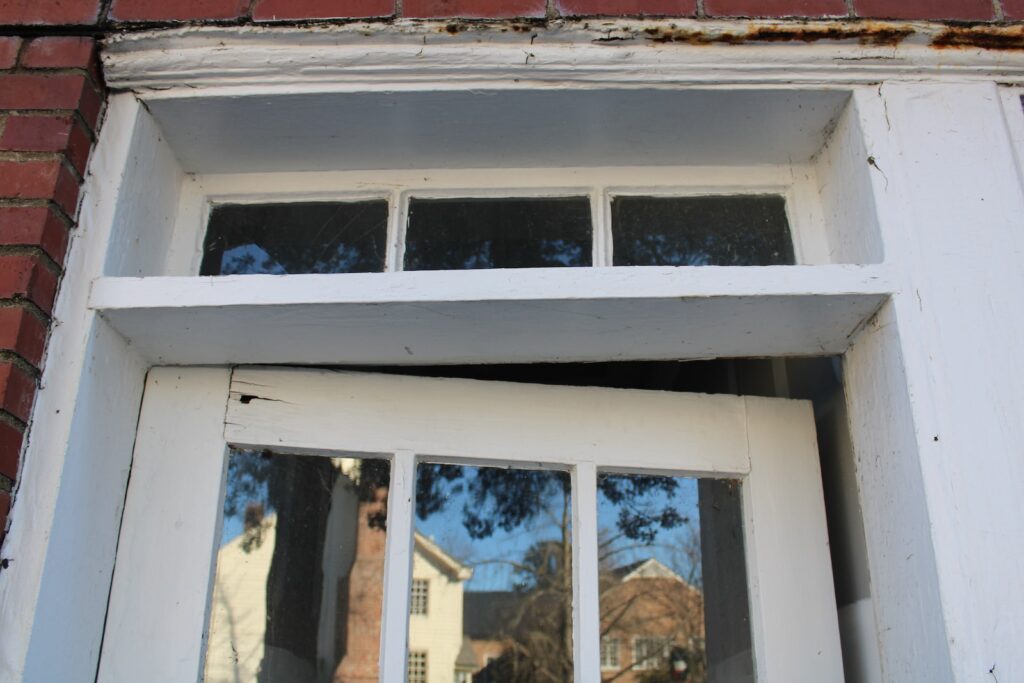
[204,450,391,683]
[597,472,753,683]
[404,197,592,270]
[612,195,794,267]
[200,201,389,275]
[413,462,574,683]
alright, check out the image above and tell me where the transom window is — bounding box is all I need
[197,192,795,276]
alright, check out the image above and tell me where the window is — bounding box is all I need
[191,188,796,278]
[408,651,428,683]
[633,637,670,671]
[98,366,843,682]
[600,637,620,670]
[410,579,429,615]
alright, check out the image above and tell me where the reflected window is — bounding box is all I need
[204,450,390,683]
[411,578,430,616]
[200,200,389,275]
[600,637,620,670]
[408,651,428,683]
[598,472,753,683]
[404,197,592,270]
[611,195,794,266]
[412,462,574,683]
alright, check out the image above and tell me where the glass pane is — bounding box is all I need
[204,449,391,683]
[200,200,389,275]
[597,472,753,683]
[611,195,794,267]
[404,197,592,270]
[412,463,574,683]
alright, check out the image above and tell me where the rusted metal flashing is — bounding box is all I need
[639,22,915,47]
[931,24,1024,50]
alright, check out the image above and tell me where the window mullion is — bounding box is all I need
[379,449,417,683]
[385,189,405,272]
[573,461,601,683]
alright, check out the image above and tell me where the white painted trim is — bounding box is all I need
[225,368,751,475]
[380,450,417,683]
[97,367,232,683]
[0,96,150,682]
[89,267,890,365]
[741,396,842,682]
[101,22,1024,94]
[572,461,601,683]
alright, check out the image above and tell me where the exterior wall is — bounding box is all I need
[0,36,104,546]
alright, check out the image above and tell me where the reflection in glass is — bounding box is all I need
[204,450,391,683]
[404,197,592,270]
[413,463,574,683]
[611,195,794,267]
[200,201,389,275]
[597,473,752,683]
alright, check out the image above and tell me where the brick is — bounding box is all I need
[0,159,80,218]
[0,361,35,423]
[0,0,101,24]
[0,420,20,481]
[253,0,395,19]
[0,74,102,132]
[403,0,546,16]
[0,115,92,176]
[20,36,94,70]
[0,207,70,264]
[558,0,694,15]
[0,254,60,314]
[0,306,47,367]
[854,0,993,20]
[1004,0,1024,19]
[705,0,846,16]
[109,0,249,21]
[0,37,20,69]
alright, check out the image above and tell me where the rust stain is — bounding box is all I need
[931,25,1024,51]
[643,22,913,47]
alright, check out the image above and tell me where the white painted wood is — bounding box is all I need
[128,89,849,173]
[97,367,232,683]
[379,451,417,683]
[741,395,842,682]
[103,106,186,277]
[843,302,950,682]
[812,97,884,265]
[856,81,1024,682]
[572,462,601,683]
[90,266,889,365]
[226,368,752,476]
[101,23,1024,96]
[0,96,152,683]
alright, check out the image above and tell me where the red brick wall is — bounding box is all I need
[0,35,103,546]
[0,1,1020,547]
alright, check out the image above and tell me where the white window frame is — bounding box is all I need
[2,24,1022,683]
